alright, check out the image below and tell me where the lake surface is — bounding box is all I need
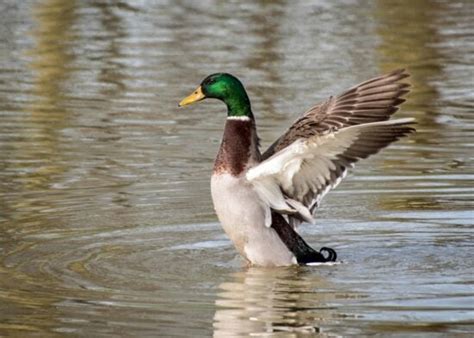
[0,0,473,336]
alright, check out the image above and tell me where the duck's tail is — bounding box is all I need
[270,211,337,264]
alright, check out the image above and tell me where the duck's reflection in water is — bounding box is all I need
[213,266,350,337]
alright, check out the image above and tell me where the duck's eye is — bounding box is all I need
[203,78,216,86]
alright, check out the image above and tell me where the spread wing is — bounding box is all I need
[262,69,410,160]
[250,69,414,227]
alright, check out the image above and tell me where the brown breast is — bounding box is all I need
[214,119,259,176]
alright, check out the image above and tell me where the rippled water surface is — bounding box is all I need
[1,0,473,336]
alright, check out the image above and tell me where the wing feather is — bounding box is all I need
[262,69,411,160]
[248,118,415,227]
[257,69,413,226]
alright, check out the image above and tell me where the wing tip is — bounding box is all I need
[390,117,416,124]
[391,68,410,78]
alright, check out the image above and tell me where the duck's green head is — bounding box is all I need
[179,73,253,118]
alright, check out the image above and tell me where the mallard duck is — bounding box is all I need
[179,69,414,267]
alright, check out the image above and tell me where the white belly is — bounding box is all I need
[211,173,296,266]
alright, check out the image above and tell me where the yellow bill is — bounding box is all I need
[179,86,205,107]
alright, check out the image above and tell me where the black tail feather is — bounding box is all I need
[270,211,337,264]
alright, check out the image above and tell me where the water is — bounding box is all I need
[0,0,473,336]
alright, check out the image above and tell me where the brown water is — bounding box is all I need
[1,0,473,336]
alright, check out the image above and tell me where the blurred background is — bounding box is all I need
[0,0,473,336]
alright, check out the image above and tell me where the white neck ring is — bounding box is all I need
[227,116,251,121]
